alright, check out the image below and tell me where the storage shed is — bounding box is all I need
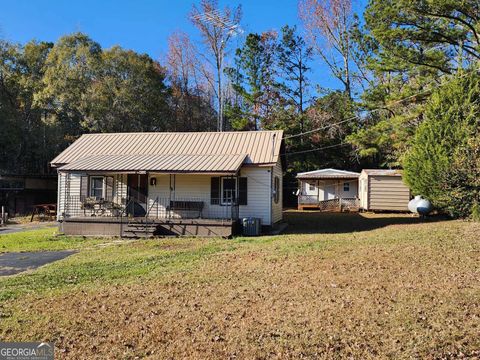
[359,169,411,211]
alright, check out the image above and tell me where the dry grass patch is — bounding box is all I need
[1,214,479,359]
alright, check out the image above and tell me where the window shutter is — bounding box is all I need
[211,177,220,205]
[80,175,88,200]
[106,176,114,200]
[239,177,247,205]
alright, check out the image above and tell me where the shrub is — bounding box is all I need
[403,70,480,218]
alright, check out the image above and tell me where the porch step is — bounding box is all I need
[122,222,158,238]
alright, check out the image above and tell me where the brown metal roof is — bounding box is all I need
[58,154,247,173]
[296,168,360,180]
[361,169,403,176]
[51,131,283,168]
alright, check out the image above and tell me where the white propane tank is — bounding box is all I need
[408,195,422,213]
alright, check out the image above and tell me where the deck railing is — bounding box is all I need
[298,196,359,212]
[63,191,239,221]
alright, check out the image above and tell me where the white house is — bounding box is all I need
[51,131,284,237]
[296,168,360,211]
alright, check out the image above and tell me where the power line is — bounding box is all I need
[282,142,349,156]
[283,69,477,140]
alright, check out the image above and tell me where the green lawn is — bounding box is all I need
[0,227,106,253]
[0,213,479,359]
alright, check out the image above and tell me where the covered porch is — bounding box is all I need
[57,154,247,237]
[296,169,360,212]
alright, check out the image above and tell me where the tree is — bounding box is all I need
[299,0,359,99]
[365,0,480,75]
[0,39,57,174]
[165,31,216,131]
[190,0,242,131]
[346,0,480,167]
[277,25,313,134]
[37,33,102,137]
[87,46,170,132]
[403,69,480,218]
[225,31,279,130]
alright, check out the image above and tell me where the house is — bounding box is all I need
[51,131,284,237]
[358,169,411,211]
[296,168,360,211]
[0,174,57,216]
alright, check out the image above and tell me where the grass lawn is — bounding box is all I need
[0,227,108,253]
[0,212,479,359]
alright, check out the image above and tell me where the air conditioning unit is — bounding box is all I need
[242,217,261,236]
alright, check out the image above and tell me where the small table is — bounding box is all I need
[31,204,57,222]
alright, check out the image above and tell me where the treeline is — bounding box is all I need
[1,0,479,217]
[0,33,217,175]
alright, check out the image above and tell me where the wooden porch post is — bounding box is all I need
[317,180,320,203]
[297,180,302,210]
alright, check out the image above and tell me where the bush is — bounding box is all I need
[403,70,480,218]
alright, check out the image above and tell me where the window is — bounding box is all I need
[211,177,247,205]
[221,177,237,205]
[90,176,104,199]
[343,182,350,192]
[309,182,315,191]
[274,176,280,204]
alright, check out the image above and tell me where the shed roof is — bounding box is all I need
[361,169,403,176]
[59,154,247,174]
[296,168,360,180]
[51,130,283,170]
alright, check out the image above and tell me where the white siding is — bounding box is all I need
[272,159,283,224]
[300,179,358,200]
[147,167,273,225]
[114,174,128,204]
[239,166,272,225]
[57,172,82,219]
[57,172,65,220]
[57,168,274,224]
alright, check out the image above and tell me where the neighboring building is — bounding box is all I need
[0,174,57,215]
[358,169,411,211]
[296,169,360,211]
[51,131,284,237]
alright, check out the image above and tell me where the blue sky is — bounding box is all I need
[0,0,367,91]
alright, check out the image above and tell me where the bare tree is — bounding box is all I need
[165,31,216,131]
[191,0,242,131]
[298,0,356,99]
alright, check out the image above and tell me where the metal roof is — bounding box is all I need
[296,168,360,179]
[361,169,403,176]
[51,130,283,168]
[58,154,248,173]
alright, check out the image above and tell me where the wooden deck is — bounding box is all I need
[61,216,237,238]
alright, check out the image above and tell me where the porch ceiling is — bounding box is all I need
[58,153,247,174]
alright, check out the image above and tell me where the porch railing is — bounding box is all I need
[298,196,359,212]
[63,192,240,221]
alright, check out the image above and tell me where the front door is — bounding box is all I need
[324,182,336,200]
[128,174,148,205]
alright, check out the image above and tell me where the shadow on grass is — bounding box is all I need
[284,211,449,234]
